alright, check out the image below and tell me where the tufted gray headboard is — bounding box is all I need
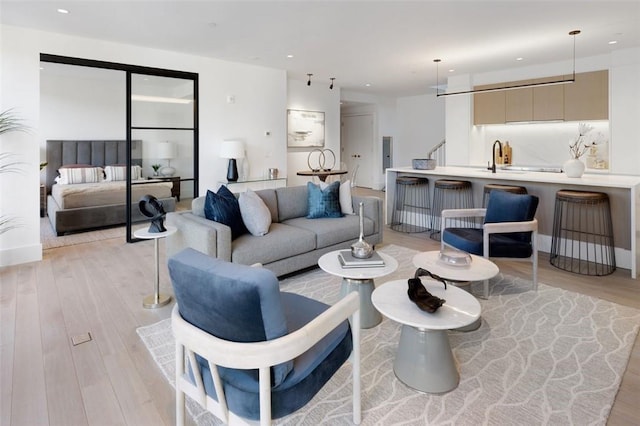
[46,140,142,192]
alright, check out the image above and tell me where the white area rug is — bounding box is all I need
[40,217,125,249]
[137,245,640,425]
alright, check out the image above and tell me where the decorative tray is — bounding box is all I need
[438,249,472,267]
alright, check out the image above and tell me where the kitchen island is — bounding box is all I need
[385,166,640,278]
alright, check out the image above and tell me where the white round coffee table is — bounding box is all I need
[413,250,498,330]
[372,279,481,393]
[318,250,398,328]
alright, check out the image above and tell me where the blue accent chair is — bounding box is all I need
[441,190,539,298]
[168,248,361,425]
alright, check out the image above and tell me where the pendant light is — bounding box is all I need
[434,30,581,97]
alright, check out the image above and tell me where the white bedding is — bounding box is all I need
[51,180,173,209]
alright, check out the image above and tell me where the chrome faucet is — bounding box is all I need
[489,140,503,173]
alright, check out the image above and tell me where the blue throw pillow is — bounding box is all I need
[307,181,343,219]
[204,185,248,239]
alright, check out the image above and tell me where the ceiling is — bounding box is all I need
[2,1,639,97]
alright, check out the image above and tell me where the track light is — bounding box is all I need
[307,73,313,86]
[434,30,581,97]
[329,78,335,90]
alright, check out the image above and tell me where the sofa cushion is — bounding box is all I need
[283,215,374,249]
[340,180,354,215]
[306,181,342,219]
[239,190,272,236]
[232,223,317,265]
[204,186,248,240]
[276,185,308,221]
[254,189,279,223]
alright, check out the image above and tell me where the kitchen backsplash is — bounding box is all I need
[472,121,610,170]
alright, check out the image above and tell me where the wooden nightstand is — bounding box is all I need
[148,176,181,201]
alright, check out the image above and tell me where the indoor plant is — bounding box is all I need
[564,123,592,178]
[0,108,30,235]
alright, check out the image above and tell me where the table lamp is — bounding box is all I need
[220,140,245,182]
[157,141,177,176]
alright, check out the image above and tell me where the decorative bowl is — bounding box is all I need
[438,248,472,267]
[412,158,436,170]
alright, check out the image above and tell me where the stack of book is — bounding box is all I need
[338,250,385,268]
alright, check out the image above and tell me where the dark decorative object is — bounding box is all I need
[139,194,167,233]
[407,268,447,313]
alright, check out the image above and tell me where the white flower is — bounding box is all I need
[578,122,593,137]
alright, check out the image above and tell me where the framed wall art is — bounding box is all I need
[287,109,325,147]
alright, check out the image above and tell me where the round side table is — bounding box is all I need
[134,226,177,309]
[372,279,481,393]
[318,250,398,328]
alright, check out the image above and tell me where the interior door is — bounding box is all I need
[342,114,374,188]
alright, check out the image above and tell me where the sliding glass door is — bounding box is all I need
[127,72,198,241]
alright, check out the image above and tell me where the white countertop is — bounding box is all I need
[388,166,640,189]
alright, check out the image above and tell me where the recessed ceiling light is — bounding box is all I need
[57,8,69,14]
[516,57,524,61]
[448,69,455,73]
[608,40,618,45]
[365,83,371,87]
[287,54,294,58]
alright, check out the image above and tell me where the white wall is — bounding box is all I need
[396,95,445,166]
[287,79,341,187]
[0,24,287,267]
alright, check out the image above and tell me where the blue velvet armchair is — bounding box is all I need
[441,190,539,298]
[168,248,361,425]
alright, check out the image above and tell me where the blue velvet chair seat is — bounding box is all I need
[443,228,533,258]
[169,248,359,423]
[194,292,352,420]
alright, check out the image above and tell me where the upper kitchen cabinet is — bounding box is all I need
[564,70,608,121]
[473,83,506,125]
[505,86,532,122]
[473,70,607,124]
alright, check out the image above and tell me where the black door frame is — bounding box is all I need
[40,53,199,242]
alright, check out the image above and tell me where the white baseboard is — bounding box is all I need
[0,244,43,267]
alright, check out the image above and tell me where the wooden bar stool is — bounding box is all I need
[430,179,473,241]
[391,176,430,233]
[550,189,616,275]
[482,184,528,207]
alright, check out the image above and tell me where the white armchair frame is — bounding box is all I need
[440,208,538,298]
[172,292,361,426]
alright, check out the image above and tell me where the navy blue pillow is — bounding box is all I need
[204,186,248,239]
[306,181,343,219]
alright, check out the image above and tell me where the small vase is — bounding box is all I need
[563,158,585,178]
[351,202,373,259]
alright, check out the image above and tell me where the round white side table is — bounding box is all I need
[318,250,398,328]
[372,279,481,393]
[134,226,177,309]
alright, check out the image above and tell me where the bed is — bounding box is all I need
[46,140,176,236]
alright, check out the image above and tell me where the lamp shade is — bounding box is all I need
[220,140,245,159]
[157,141,177,159]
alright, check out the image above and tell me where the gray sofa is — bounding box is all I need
[166,185,383,277]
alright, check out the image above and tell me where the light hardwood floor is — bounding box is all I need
[1,189,638,425]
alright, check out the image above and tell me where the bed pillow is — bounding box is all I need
[204,185,248,240]
[239,190,272,236]
[104,165,142,181]
[56,166,104,184]
[307,181,343,219]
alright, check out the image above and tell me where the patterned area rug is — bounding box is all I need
[137,245,640,425]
